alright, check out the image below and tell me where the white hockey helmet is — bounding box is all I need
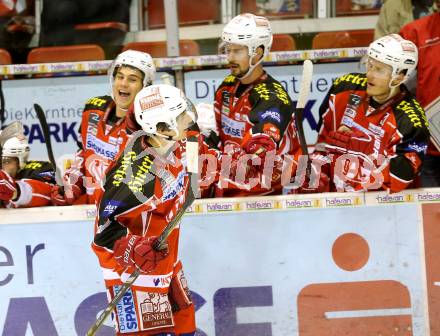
[109,50,156,88]
[367,34,418,86]
[2,135,30,169]
[134,84,197,137]
[222,13,273,59]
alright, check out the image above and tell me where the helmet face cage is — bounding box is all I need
[109,50,156,90]
[221,13,273,59]
[134,84,189,137]
[367,34,418,85]
[2,137,30,169]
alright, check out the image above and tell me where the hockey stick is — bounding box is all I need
[86,136,199,336]
[33,103,63,186]
[294,59,314,177]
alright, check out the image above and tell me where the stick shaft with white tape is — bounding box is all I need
[295,60,314,175]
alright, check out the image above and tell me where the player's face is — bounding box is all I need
[1,157,19,178]
[175,110,197,140]
[224,43,251,77]
[366,57,393,100]
[112,66,144,110]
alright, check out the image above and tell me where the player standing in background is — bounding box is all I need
[93,84,204,335]
[0,122,55,208]
[211,13,302,197]
[50,49,156,205]
[400,2,440,187]
[313,34,430,193]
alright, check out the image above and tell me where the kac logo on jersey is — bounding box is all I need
[259,108,282,124]
[221,114,245,138]
[86,134,118,159]
[102,199,125,218]
[114,286,139,333]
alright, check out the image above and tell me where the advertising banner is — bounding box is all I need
[1,197,438,335]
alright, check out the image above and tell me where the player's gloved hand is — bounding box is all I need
[50,183,83,206]
[195,102,218,137]
[325,130,380,156]
[242,133,277,160]
[51,166,85,206]
[0,170,17,201]
[113,235,169,273]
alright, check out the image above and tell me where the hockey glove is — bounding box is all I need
[325,130,382,157]
[113,235,169,273]
[242,133,277,160]
[0,170,17,201]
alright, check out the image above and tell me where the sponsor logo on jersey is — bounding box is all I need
[406,142,428,153]
[221,114,245,138]
[222,91,230,107]
[102,199,125,218]
[86,134,118,160]
[37,171,55,181]
[136,291,174,330]
[368,123,385,137]
[86,97,107,107]
[263,123,281,142]
[341,116,354,128]
[344,107,357,119]
[259,108,282,124]
[87,124,98,136]
[114,286,139,333]
[108,136,118,145]
[88,112,100,126]
[348,93,362,109]
[162,170,186,202]
[24,161,43,170]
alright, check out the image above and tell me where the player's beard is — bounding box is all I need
[229,63,249,78]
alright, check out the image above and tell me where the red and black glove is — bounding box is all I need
[0,170,18,201]
[325,130,381,156]
[50,171,83,206]
[242,133,277,161]
[113,235,169,273]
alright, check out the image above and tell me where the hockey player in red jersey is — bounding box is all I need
[0,122,55,208]
[313,34,429,193]
[92,84,211,335]
[400,5,440,187]
[51,49,156,205]
[211,13,302,197]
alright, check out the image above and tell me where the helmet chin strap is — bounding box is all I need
[237,52,264,81]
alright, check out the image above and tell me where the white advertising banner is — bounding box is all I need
[0,201,432,335]
[183,62,361,144]
[1,62,360,163]
[1,72,170,162]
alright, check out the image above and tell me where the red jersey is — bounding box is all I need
[317,73,430,193]
[400,12,440,156]
[5,160,55,208]
[69,96,130,204]
[92,133,217,335]
[213,72,301,196]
